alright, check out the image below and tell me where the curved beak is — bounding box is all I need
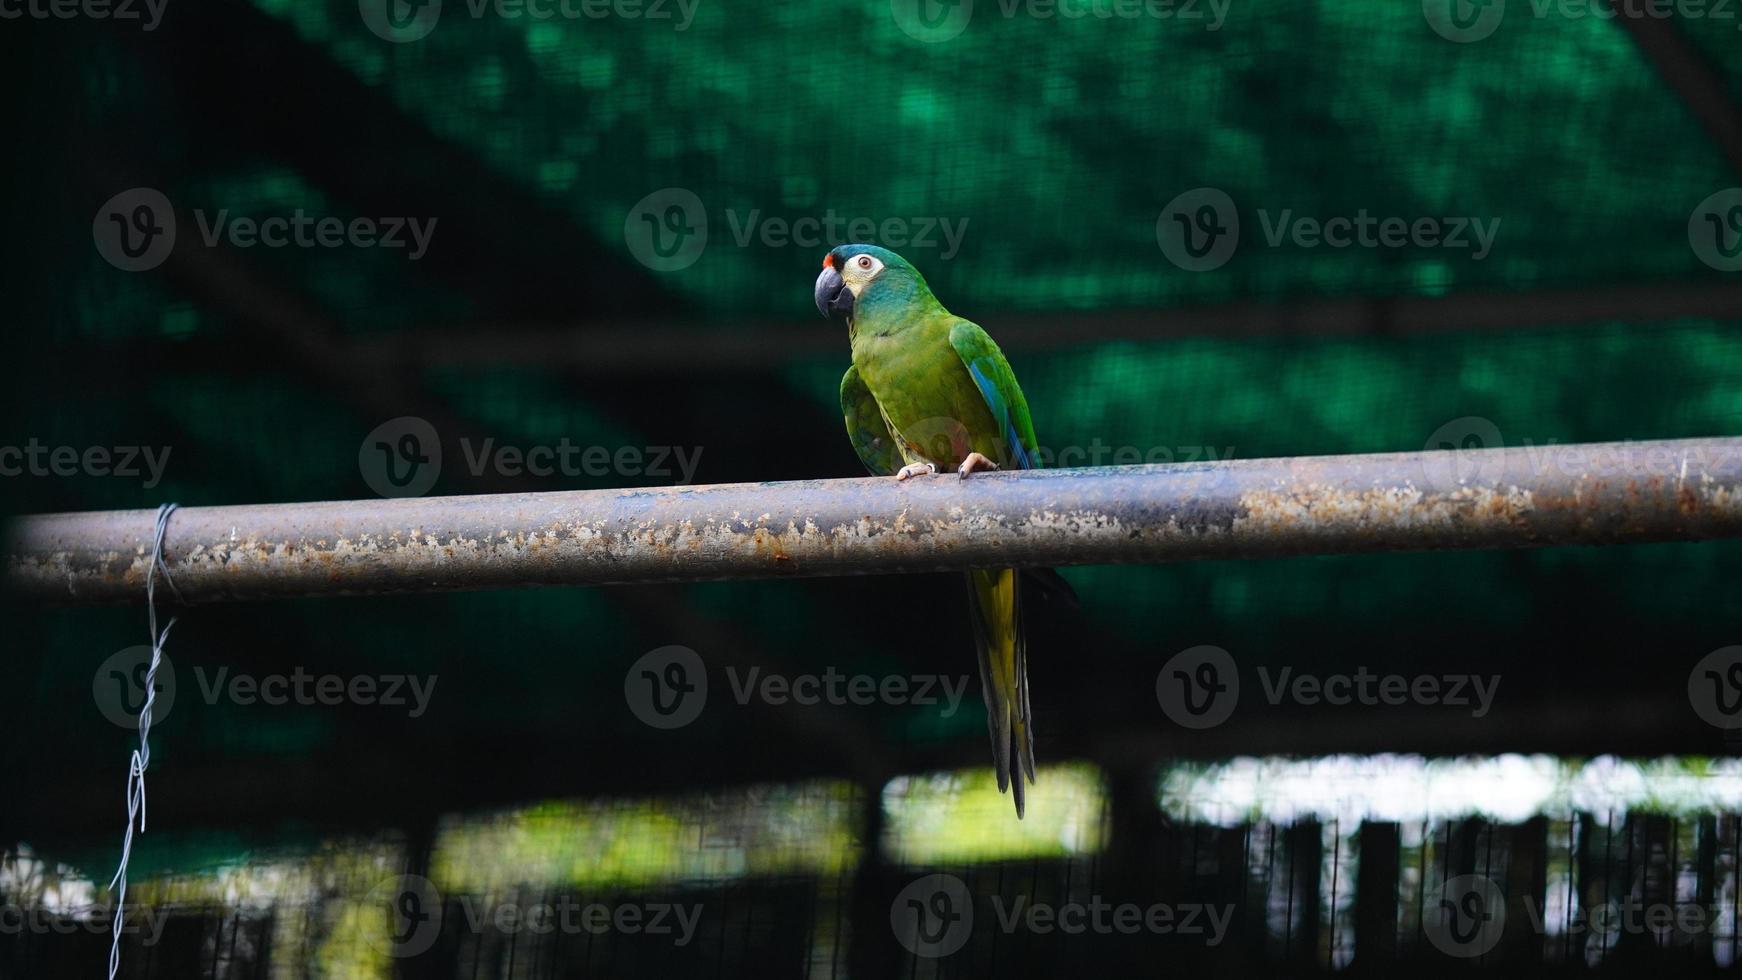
[814,265,854,321]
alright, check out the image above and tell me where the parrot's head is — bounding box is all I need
[813,244,934,326]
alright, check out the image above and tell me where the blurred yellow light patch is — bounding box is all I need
[431,780,860,894]
[881,763,1107,865]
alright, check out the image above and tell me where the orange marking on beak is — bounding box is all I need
[822,253,834,269]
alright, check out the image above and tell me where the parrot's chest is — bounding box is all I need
[852,331,996,469]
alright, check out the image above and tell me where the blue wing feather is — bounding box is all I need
[964,360,1034,470]
[949,321,1039,471]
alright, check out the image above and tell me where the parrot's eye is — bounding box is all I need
[851,254,883,275]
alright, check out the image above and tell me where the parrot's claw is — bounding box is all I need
[895,462,937,481]
[957,453,1000,480]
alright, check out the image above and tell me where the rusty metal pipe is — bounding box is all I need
[8,437,1742,605]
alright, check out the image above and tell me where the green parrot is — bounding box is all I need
[814,243,1063,818]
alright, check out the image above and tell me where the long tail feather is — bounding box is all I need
[965,568,1035,818]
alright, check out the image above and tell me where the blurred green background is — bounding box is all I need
[5,0,1742,975]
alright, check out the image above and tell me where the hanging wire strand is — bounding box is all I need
[106,503,179,980]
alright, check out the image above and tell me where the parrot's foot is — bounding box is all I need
[895,462,937,481]
[957,453,1000,480]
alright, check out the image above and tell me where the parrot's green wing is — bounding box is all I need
[948,320,1041,470]
[840,364,901,476]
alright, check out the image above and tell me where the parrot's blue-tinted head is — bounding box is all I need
[814,244,929,324]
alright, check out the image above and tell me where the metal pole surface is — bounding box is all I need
[8,438,1741,605]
